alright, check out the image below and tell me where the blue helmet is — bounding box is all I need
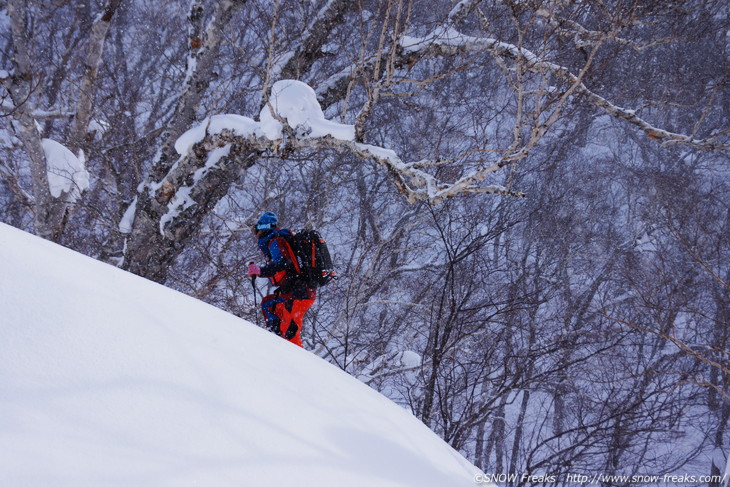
[255,211,278,230]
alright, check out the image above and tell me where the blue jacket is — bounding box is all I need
[258,228,297,285]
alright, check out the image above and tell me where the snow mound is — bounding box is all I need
[261,79,355,140]
[174,79,354,156]
[0,223,483,487]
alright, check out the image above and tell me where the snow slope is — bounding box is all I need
[0,223,484,487]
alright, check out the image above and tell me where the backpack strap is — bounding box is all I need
[273,235,301,275]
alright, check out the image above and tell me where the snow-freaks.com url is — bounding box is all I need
[474,473,726,484]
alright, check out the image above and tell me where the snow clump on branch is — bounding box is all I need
[172,79,514,204]
[41,138,90,202]
[174,79,355,156]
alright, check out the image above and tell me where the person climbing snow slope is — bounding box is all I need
[248,212,316,347]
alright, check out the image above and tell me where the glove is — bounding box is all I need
[247,262,261,277]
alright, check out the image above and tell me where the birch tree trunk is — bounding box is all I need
[120,0,356,282]
[68,0,124,156]
[3,0,122,241]
[5,0,64,241]
[121,0,248,282]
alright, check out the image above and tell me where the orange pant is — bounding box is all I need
[261,289,316,347]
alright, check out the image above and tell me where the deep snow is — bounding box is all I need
[0,223,484,486]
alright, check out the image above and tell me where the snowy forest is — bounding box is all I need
[1,0,728,484]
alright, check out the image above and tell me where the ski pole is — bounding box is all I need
[250,275,261,328]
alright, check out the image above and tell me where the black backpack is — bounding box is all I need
[289,229,336,287]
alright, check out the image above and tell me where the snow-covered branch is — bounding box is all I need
[168,80,521,210]
[121,0,248,278]
[315,11,726,200]
[149,0,247,183]
[447,0,481,25]
[398,25,728,150]
[534,7,673,50]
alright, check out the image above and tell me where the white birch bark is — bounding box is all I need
[149,0,244,183]
[122,0,248,281]
[274,0,353,81]
[3,0,123,241]
[68,0,124,155]
[119,0,728,284]
[397,21,727,151]
[4,0,61,240]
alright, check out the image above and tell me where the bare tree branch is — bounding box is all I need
[398,26,728,150]
[602,312,730,401]
[275,0,354,81]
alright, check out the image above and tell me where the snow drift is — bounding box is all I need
[0,223,484,486]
